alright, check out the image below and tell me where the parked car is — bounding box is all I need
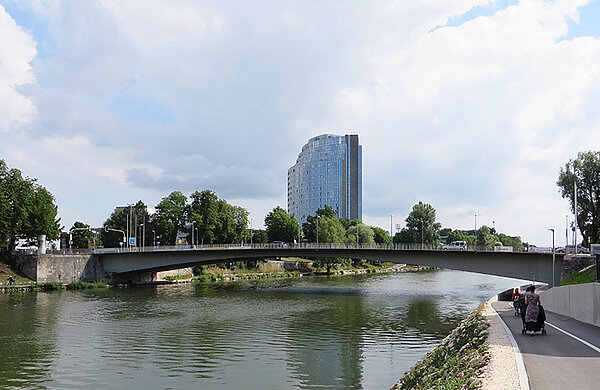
[558,245,590,254]
[443,241,467,251]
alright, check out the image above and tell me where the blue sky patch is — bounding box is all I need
[109,92,175,124]
[564,0,600,40]
[430,0,519,33]
[3,3,55,59]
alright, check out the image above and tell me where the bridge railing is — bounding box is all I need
[89,242,534,255]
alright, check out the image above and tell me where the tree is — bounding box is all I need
[25,186,61,241]
[70,221,92,249]
[346,223,375,244]
[371,226,392,244]
[100,207,129,248]
[154,191,188,246]
[476,225,500,250]
[498,233,524,252]
[0,160,61,251]
[250,229,268,244]
[188,190,248,244]
[394,202,442,245]
[557,151,600,246]
[100,201,151,248]
[446,229,476,248]
[264,206,301,243]
[302,205,338,242]
[189,190,218,244]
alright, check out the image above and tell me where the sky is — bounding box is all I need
[2,0,600,247]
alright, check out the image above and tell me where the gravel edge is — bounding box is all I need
[479,299,521,390]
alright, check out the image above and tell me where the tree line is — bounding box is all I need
[71,190,249,249]
[4,150,600,251]
[0,160,61,251]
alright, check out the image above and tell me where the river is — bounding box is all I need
[0,269,522,389]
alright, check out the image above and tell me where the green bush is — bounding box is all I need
[65,281,108,290]
[38,282,63,291]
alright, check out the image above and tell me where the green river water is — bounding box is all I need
[0,269,521,389]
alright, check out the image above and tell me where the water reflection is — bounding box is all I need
[0,270,522,390]
[0,293,60,390]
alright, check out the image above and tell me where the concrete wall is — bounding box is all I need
[539,283,600,327]
[12,253,104,282]
[264,260,313,271]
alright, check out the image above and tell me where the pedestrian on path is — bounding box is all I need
[525,285,541,333]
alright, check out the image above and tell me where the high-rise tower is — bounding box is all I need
[287,134,362,224]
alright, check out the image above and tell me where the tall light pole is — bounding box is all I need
[574,181,578,250]
[421,220,424,250]
[190,221,195,247]
[548,228,555,287]
[390,214,393,247]
[316,215,320,247]
[565,215,569,248]
[152,230,156,247]
[139,223,144,249]
[474,213,477,249]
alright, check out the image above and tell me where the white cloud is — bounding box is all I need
[2,0,600,246]
[0,5,37,131]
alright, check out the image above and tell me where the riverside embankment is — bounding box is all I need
[391,294,522,390]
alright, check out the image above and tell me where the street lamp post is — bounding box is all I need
[190,221,195,248]
[105,227,125,250]
[549,228,555,287]
[390,214,393,248]
[316,215,320,247]
[474,213,478,250]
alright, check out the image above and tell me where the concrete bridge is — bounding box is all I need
[95,243,564,285]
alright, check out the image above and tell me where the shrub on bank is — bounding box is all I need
[391,305,489,390]
[37,282,63,291]
[65,281,108,290]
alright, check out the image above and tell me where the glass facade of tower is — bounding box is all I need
[287,134,362,224]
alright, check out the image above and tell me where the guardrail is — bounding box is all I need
[83,243,537,255]
[11,243,557,256]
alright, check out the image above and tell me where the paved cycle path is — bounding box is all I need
[492,301,600,390]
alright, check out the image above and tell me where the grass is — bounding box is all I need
[163,274,193,281]
[37,282,63,291]
[391,305,489,390]
[65,281,108,290]
[558,264,598,286]
[0,261,33,284]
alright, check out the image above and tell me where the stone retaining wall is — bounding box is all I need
[11,253,104,282]
[560,255,595,281]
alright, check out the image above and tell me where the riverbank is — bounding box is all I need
[390,304,490,389]
[1,258,432,292]
[390,296,522,390]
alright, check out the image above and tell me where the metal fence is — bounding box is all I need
[11,243,550,256]
[86,242,530,255]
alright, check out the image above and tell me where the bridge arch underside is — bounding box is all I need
[99,249,563,284]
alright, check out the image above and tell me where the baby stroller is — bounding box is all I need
[521,304,547,336]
